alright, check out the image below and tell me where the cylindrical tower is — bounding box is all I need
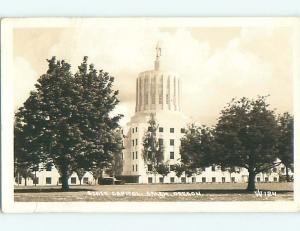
[135,42,181,113]
[123,41,188,184]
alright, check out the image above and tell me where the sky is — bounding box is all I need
[13,23,293,126]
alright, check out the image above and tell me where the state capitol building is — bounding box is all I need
[121,42,287,184]
[15,42,291,186]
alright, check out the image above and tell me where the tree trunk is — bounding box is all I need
[61,169,69,191]
[285,166,290,182]
[34,171,37,187]
[247,170,256,191]
[25,177,27,186]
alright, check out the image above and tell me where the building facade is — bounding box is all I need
[121,42,291,184]
[15,165,95,186]
[16,42,292,186]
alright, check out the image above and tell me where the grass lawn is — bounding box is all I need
[14,182,293,202]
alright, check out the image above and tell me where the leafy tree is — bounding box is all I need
[156,163,170,182]
[214,96,279,191]
[15,166,34,186]
[105,129,124,183]
[173,163,186,180]
[142,113,164,182]
[15,57,123,191]
[72,57,123,185]
[14,98,47,186]
[91,167,103,185]
[277,112,294,181]
[180,124,214,174]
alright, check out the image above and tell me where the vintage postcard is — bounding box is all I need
[1,17,299,212]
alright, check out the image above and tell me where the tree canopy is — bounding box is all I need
[277,112,294,181]
[214,96,280,191]
[14,56,123,190]
[142,113,164,181]
[180,124,214,174]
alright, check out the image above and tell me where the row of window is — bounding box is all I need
[132,127,185,134]
[146,164,284,177]
[209,166,288,174]
[132,138,176,147]
[257,177,278,182]
[16,177,90,185]
[147,176,279,183]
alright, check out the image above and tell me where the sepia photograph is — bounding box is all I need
[1,17,299,212]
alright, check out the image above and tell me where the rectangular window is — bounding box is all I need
[136,164,138,172]
[181,177,186,183]
[71,177,76,184]
[272,168,277,173]
[58,177,62,184]
[33,177,39,185]
[202,177,206,183]
[46,177,52,184]
[192,177,196,183]
[159,177,163,183]
[170,139,174,146]
[148,165,152,171]
[135,152,138,159]
[231,177,235,183]
[83,177,89,184]
[132,128,134,133]
[265,177,268,182]
[256,177,261,182]
[281,167,285,173]
[132,165,135,171]
[212,177,216,183]
[132,140,134,146]
[274,177,278,182]
[170,165,175,171]
[135,139,138,145]
[132,152,135,160]
[170,152,174,159]
[148,177,153,183]
[180,128,185,133]
[170,177,175,183]
[211,166,215,171]
[135,127,138,132]
[222,177,226,183]
[159,127,163,132]
[159,138,163,146]
[170,128,174,133]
